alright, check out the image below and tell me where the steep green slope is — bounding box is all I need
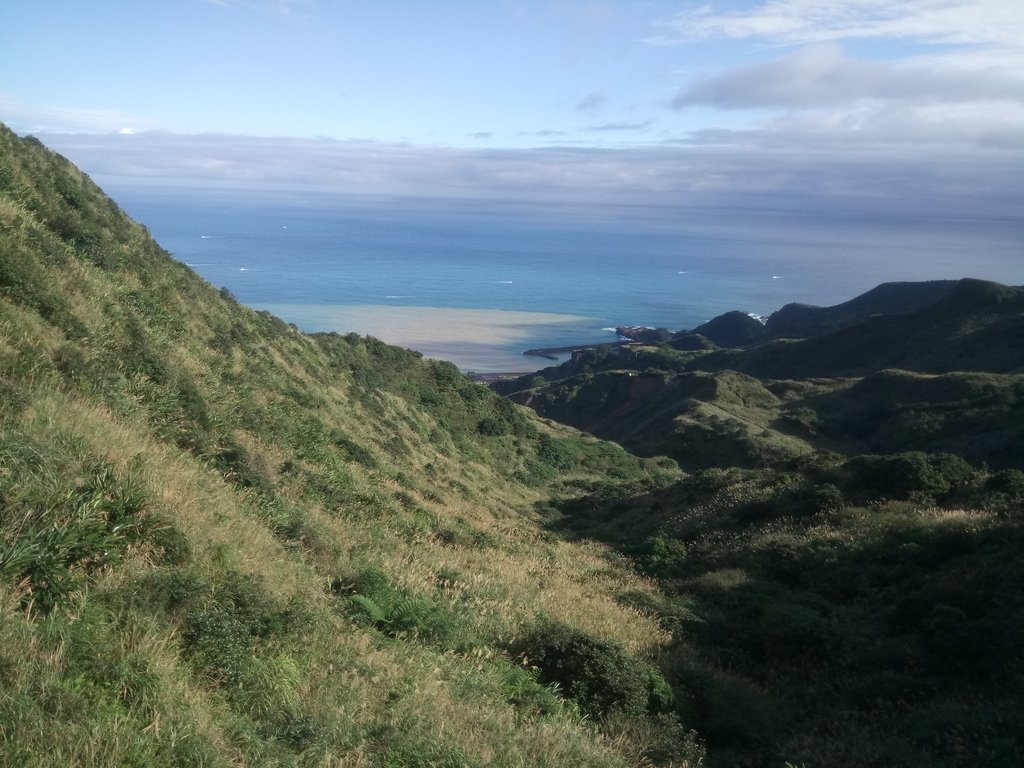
[0,124,695,767]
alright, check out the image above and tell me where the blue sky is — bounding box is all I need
[2,1,1023,216]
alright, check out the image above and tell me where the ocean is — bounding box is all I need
[109,184,1024,373]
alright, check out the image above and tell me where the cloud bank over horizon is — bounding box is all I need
[30,125,1022,223]
[2,1,1022,223]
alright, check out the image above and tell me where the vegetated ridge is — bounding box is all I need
[0,123,690,767]
[498,278,1024,470]
[2,122,1022,767]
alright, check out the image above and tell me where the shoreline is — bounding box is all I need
[467,371,534,383]
[522,339,629,360]
[469,337,632,382]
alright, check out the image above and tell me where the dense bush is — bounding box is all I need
[842,451,976,504]
[181,572,307,687]
[517,621,672,719]
[536,435,577,470]
[984,469,1024,513]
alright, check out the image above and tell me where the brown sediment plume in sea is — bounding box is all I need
[257,303,594,372]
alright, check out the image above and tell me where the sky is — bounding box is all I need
[2,1,1024,218]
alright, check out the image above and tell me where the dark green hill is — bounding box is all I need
[697,278,1024,379]
[691,310,767,348]
[729,280,1024,382]
[763,279,959,338]
[513,367,809,471]
[497,277,1024,471]
[806,369,1024,469]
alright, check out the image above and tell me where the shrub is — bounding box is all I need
[670,657,774,749]
[0,380,29,420]
[351,566,398,615]
[987,468,1024,498]
[801,482,845,515]
[644,533,689,577]
[984,469,1024,514]
[135,567,208,615]
[517,621,672,719]
[536,435,576,470]
[331,431,378,468]
[843,452,977,505]
[499,664,565,720]
[180,573,304,688]
[266,709,329,752]
[374,732,474,768]
[182,608,254,687]
[389,595,475,648]
[783,407,819,434]
[770,481,845,519]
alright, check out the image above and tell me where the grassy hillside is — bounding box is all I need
[0,123,695,766]
[507,365,813,471]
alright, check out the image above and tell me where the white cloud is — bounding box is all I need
[657,0,1024,48]
[684,100,1024,152]
[656,3,1024,169]
[586,120,653,132]
[673,42,1024,109]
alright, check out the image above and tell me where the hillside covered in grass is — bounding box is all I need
[2,122,1023,768]
[0,123,695,767]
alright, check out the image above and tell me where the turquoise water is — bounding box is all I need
[111,185,1024,371]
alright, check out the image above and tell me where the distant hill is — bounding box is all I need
[698,278,1024,379]
[691,310,767,348]
[498,279,1024,468]
[763,279,960,338]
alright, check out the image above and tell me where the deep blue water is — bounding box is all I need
[109,184,1024,371]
